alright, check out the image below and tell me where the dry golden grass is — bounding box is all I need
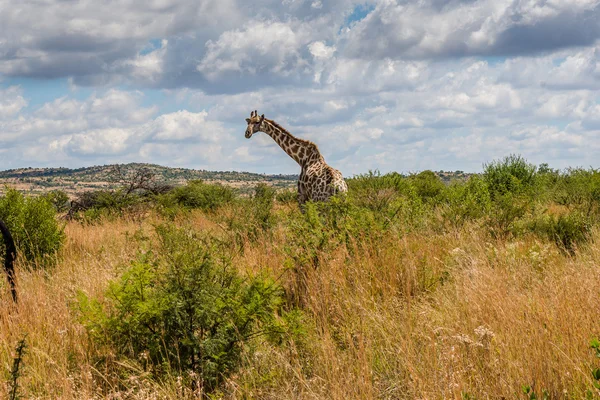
[0,210,599,399]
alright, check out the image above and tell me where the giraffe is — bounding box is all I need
[244,110,348,206]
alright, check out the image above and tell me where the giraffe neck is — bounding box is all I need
[260,120,323,167]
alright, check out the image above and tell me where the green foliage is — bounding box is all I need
[252,183,276,231]
[159,180,235,212]
[528,211,591,254]
[347,171,407,213]
[283,195,381,294]
[276,188,297,204]
[42,190,70,213]
[78,224,289,393]
[69,189,146,223]
[346,171,427,230]
[522,385,550,400]
[590,338,600,392]
[0,187,64,265]
[441,175,491,228]
[553,168,600,216]
[488,192,531,238]
[484,154,537,200]
[407,170,446,203]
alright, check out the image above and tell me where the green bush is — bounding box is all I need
[251,183,276,231]
[347,171,407,212]
[339,171,429,232]
[69,189,144,222]
[0,188,64,265]
[407,170,446,203]
[553,168,600,216]
[276,188,297,204]
[483,154,537,200]
[528,211,591,255]
[488,192,531,238]
[441,175,491,228]
[160,180,235,212]
[78,224,288,393]
[42,190,70,213]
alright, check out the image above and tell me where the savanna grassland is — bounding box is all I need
[1,155,600,399]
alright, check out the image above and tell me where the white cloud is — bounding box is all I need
[0,86,27,119]
[147,110,227,142]
[341,0,600,60]
[2,0,600,174]
[66,128,131,156]
[197,21,310,80]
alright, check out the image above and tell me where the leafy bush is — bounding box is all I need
[339,171,429,232]
[488,192,531,238]
[528,211,591,255]
[284,196,381,273]
[553,168,600,216]
[483,154,537,200]
[78,224,288,393]
[252,183,276,231]
[0,188,64,265]
[347,171,407,213]
[42,190,70,213]
[407,170,446,203]
[441,175,491,228]
[68,189,144,222]
[276,188,297,204]
[160,180,235,212]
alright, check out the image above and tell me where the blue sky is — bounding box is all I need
[1,0,600,175]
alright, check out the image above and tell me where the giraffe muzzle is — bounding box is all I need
[245,130,253,139]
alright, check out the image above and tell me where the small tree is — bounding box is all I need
[0,188,64,266]
[79,224,286,393]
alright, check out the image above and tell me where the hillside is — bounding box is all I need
[0,163,471,196]
[0,163,298,196]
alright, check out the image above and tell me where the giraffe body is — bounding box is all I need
[244,111,347,206]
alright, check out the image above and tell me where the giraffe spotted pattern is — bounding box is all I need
[244,110,348,206]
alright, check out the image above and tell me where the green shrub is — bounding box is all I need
[42,190,70,213]
[0,188,64,265]
[347,171,407,212]
[488,192,531,238]
[483,154,537,200]
[78,224,288,393]
[69,189,144,222]
[161,180,235,212]
[441,175,491,228]
[251,183,276,231]
[553,168,600,216]
[528,211,591,255]
[276,188,297,204]
[407,170,445,203]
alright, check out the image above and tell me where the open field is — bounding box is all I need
[0,157,600,399]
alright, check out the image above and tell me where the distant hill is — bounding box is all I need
[0,163,298,196]
[0,163,472,197]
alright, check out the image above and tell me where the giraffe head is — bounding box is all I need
[245,110,265,138]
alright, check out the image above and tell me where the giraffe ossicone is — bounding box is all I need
[244,110,348,205]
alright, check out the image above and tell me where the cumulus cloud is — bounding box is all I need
[2,0,600,174]
[0,86,27,119]
[341,0,600,60]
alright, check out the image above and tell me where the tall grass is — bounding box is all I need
[2,156,600,399]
